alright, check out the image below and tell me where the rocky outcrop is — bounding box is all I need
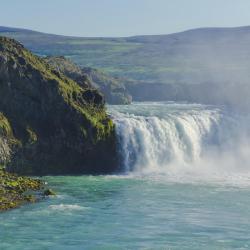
[44,56,132,105]
[0,113,14,165]
[0,37,118,175]
[81,67,132,105]
[44,56,91,88]
[0,168,43,211]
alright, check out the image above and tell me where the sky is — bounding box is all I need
[1,0,250,37]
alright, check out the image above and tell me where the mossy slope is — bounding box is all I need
[0,37,117,175]
[45,56,132,104]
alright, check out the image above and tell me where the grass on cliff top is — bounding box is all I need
[0,37,113,140]
[22,43,111,131]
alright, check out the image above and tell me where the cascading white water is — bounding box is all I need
[109,102,250,175]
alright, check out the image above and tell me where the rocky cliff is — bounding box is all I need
[0,37,118,175]
[44,56,132,105]
[81,67,132,105]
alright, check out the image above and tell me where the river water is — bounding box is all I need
[1,102,250,250]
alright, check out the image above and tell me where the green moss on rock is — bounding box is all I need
[0,112,12,137]
[0,168,43,211]
[44,56,132,104]
[0,36,118,175]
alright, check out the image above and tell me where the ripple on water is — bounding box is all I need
[48,204,88,212]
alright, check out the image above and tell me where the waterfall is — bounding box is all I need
[109,102,248,175]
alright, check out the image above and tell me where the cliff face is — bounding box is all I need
[44,56,132,105]
[0,37,118,175]
[44,56,91,88]
[0,113,14,165]
[81,67,132,105]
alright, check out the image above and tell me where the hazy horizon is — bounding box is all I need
[2,24,250,38]
[1,0,250,37]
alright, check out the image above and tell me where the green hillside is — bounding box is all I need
[2,26,250,108]
[2,26,250,85]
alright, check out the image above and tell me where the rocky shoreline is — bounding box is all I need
[0,36,120,211]
[0,168,44,211]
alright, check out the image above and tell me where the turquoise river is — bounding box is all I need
[1,102,250,250]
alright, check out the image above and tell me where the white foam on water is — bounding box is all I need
[109,102,250,186]
[49,204,87,211]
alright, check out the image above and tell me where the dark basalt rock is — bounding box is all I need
[43,189,56,196]
[0,37,118,175]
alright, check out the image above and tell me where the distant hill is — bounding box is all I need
[2,25,250,83]
[1,26,250,108]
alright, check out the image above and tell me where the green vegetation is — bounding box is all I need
[0,36,118,175]
[44,56,132,104]
[2,26,250,89]
[81,67,132,104]
[0,168,43,211]
[0,113,12,137]
[0,113,17,166]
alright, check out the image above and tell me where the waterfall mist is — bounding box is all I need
[109,102,250,184]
